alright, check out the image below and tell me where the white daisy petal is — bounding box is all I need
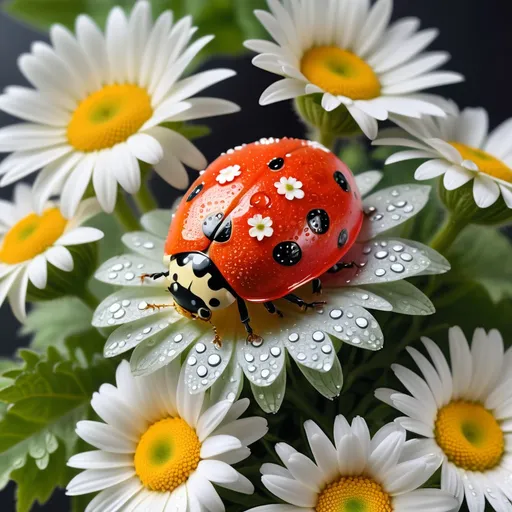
[455,108,489,148]
[6,267,29,322]
[60,153,96,219]
[56,227,104,246]
[126,133,164,165]
[45,246,74,272]
[443,165,474,191]
[347,105,379,140]
[27,254,48,290]
[67,468,136,496]
[260,78,306,106]
[84,478,142,512]
[473,174,501,208]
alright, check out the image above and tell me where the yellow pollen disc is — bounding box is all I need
[0,208,67,264]
[134,418,201,492]
[301,46,381,100]
[316,476,393,512]
[67,84,153,152]
[450,142,512,183]
[435,401,504,472]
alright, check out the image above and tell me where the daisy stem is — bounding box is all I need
[134,181,158,214]
[75,286,99,311]
[113,193,140,232]
[428,214,469,255]
[318,129,337,151]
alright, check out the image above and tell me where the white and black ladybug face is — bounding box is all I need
[167,252,235,321]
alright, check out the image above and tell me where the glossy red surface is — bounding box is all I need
[166,138,364,301]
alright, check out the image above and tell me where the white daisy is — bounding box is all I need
[245,0,463,139]
[248,214,274,241]
[376,326,512,512]
[374,105,512,208]
[216,165,242,184]
[67,359,267,512]
[248,415,457,512]
[92,170,449,414]
[274,176,305,200]
[0,183,103,321]
[0,1,239,216]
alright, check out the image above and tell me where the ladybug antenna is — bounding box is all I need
[209,321,222,348]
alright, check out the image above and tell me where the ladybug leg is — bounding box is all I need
[237,297,263,345]
[283,293,326,312]
[264,301,284,318]
[312,278,323,295]
[327,261,363,274]
[140,271,169,283]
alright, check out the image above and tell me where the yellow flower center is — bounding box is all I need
[450,142,512,183]
[67,84,153,152]
[435,401,504,472]
[301,46,381,100]
[0,208,67,264]
[316,476,393,512]
[134,417,201,492]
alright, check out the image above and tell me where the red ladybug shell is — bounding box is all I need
[165,138,363,302]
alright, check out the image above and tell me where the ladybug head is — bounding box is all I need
[167,252,236,323]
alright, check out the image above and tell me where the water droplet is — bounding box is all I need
[227,392,236,401]
[404,204,414,213]
[270,347,281,357]
[393,245,404,252]
[363,246,372,255]
[330,309,343,319]
[125,272,135,281]
[187,356,197,366]
[356,317,368,328]
[375,268,386,277]
[297,353,306,361]
[375,250,388,259]
[248,365,256,373]
[395,200,407,208]
[321,345,332,354]
[391,189,399,197]
[334,325,342,332]
[391,214,401,221]
[288,333,299,342]
[260,353,269,362]
[373,214,383,221]
[208,354,221,367]
[108,272,118,279]
[312,331,325,342]
[197,365,208,378]
[245,353,255,362]
[174,334,183,343]
[109,303,121,313]
[250,191,272,208]
[386,205,396,212]
[142,327,152,334]
[138,301,148,310]
[113,309,125,319]
[352,337,361,344]
[143,242,155,249]
[122,300,130,307]
[362,294,369,300]
[391,263,405,273]
[261,369,270,379]
[195,342,206,353]
[400,253,413,262]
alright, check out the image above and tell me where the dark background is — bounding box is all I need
[0,0,511,509]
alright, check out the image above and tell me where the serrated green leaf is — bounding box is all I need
[0,341,118,510]
[447,225,512,303]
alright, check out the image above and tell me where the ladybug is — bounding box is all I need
[144,138,363,345]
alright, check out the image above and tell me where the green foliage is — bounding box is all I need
[447,225,512,303]
[162,122,212,141]
[0,337,118,511]
[3,0,268,58]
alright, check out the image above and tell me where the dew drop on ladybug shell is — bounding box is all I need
[250,192,272,208]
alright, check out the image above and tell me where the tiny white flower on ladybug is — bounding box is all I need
[248,214,274,241]
[216,165,242,184]
[275,176,305,200]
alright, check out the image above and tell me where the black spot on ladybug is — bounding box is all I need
[172,273,178,281]
[214,217,232,243]
[209,298,220,307]
[186,183,204,202]
[273,241,302,266]
[268,157,285,171]
[202,212,224,240]
[338,229,348,248]
[334,171,350,192]
[307,209,330,235]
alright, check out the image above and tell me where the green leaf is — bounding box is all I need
[20,298,92,353]
[447,225,512,303]
[162,122,212,141]
[0,340,118,511]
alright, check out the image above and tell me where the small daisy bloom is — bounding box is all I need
[0,183,103,321]
[92,164,449,414]
[216,165,242,184]
[245,0,463,139]
[375,105,512,208]
[248,214,274,241]
[274,176,305,200]
[0,1,239,216]
[67,359,267,511]
[249,415,457,512]
[376,326,512,511]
